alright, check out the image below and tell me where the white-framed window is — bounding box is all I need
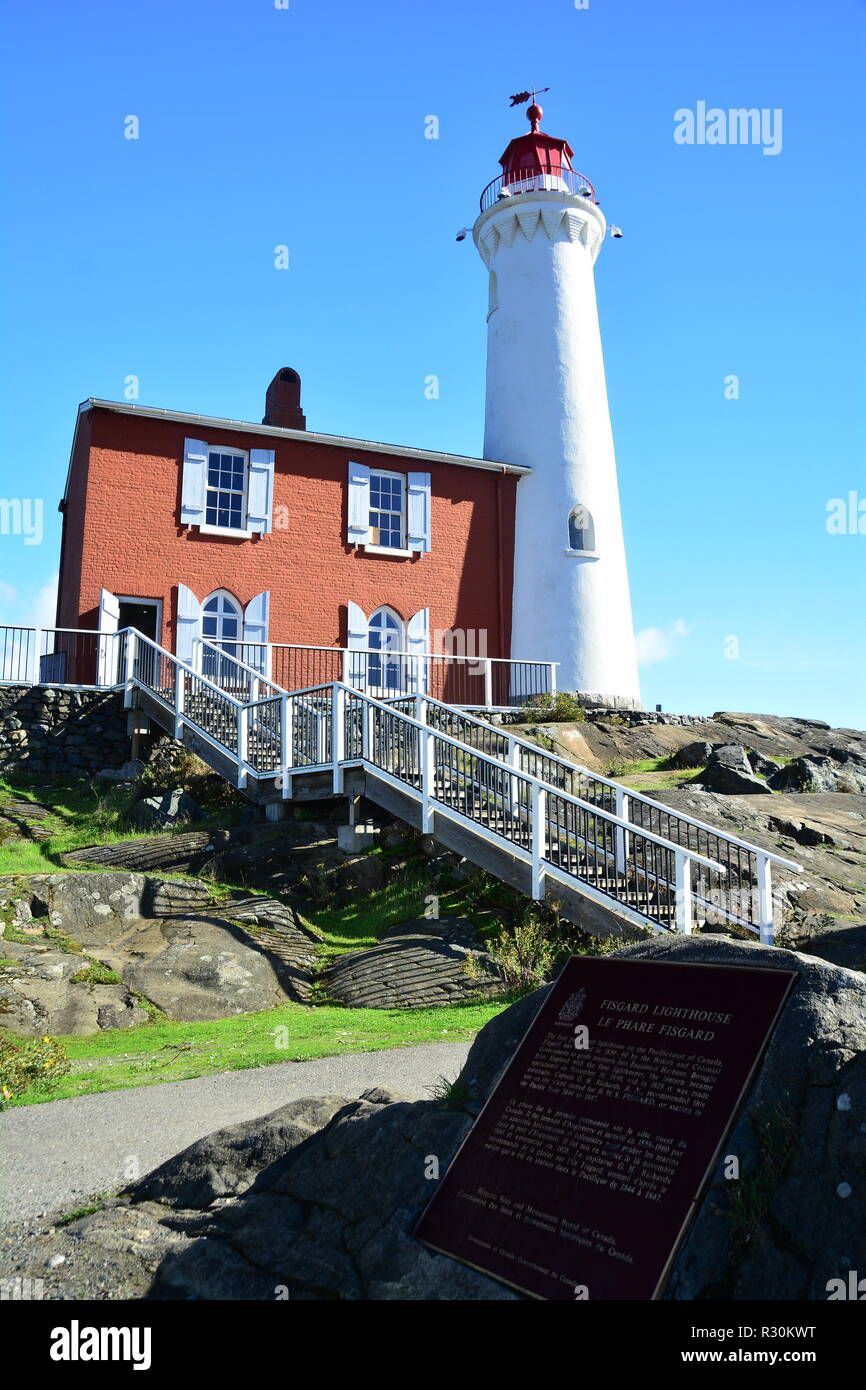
[368,470,405,550]
[346,461,431,554]
[181,437,275,537]
[206,449,247,532]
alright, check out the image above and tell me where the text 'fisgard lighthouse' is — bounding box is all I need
[474,101,642,708]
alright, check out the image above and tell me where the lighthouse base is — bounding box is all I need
[577,690,645,713]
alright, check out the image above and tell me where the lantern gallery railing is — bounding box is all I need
[479,167,599,212]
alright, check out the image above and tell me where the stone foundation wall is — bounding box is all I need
[0,686,132,777]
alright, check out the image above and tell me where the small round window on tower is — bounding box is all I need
[568,504,596,553]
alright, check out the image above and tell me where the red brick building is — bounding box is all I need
[57,369,526,692]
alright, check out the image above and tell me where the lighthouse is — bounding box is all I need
[474,102,642,708]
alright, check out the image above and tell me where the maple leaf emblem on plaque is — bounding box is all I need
[557,988,588,1025]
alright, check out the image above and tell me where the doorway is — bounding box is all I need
[117,599,161,643]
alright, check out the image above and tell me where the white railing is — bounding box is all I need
[0,624,557,711]
[0,622,801,940]
[0,626,128,689]
[207,639,558,710]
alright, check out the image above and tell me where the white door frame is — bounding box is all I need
[116,595,164,645]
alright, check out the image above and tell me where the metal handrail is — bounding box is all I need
[409,694,804,873]
[336,683,727,878]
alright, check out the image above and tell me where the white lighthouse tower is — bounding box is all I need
[474,102,641,708]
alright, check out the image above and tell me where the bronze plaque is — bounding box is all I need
[415,955,796,1300]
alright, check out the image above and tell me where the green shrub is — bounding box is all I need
[603,758,629,778]
[486,905,559,994]
[0,1032,70,1107]
[520,691,585,724]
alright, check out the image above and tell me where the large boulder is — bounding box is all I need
[669,740,714,770]
[768,755,866,795]
[29,934,865,1301]
[121,915,312,1021]
[128,789,203,830]
[695,744,774,796]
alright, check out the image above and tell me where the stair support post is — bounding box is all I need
[420,724,434,833]
[757,853,774,944]
[280,693,292,800]
[675,849,693,934]
[123,631,138,709]
[362,697,373,763]
[531,782,547,899]
[174,661,185,739]
[236,704,248,788]
[483,659,493,710]
[614,786,630,877]
[508,738,521,816]
[332,682,345,793]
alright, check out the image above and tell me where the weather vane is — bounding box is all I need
[508,86,550,108]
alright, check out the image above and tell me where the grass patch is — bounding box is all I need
[69,958,122,985]
[3,994,507,1106]
[305,865,431,959]
[57,1195,112,1226]
[0,775,231,877]
[44,926,83,955]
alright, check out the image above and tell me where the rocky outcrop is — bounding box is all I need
[0,872,319,1030]
[11,935,863,1301]
[544,710,866,783]
[0,941,149,1035]
[321,917,503,1009]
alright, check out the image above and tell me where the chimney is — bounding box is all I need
[263,368,306,430]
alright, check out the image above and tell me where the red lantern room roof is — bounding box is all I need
[498,102,574,180]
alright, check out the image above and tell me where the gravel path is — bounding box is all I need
[0,1042,471,1224]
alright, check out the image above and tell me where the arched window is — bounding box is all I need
[568,504,596,554]
[201,591,242,683]
[368,607,404,693]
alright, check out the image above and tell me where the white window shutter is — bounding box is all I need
[180,438,208,525]
[406,606,430,693]
[407,473,431,552]
[243,591,270,675]
[176,583,202,666]
[247,449,275,534]
[347,462,370,543]
[345,600,368,688]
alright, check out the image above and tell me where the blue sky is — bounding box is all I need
[1,0,864,726]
